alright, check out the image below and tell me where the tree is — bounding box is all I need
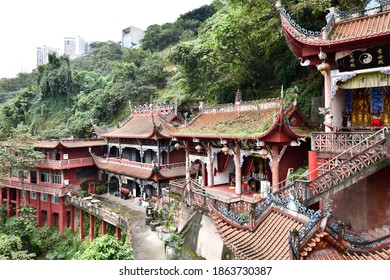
[79,235,134,260]
[0,124,44,205]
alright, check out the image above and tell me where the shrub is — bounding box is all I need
[95,185,107,195]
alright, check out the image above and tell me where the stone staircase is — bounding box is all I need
[271,128,390,206]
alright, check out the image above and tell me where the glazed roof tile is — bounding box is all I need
[329,11,390,43]
[170,108,280,139]
[280,7,390,47]
[13,139,107,149]
[94,114,164,139]
[210,208,305,260]
[302,231,390,260]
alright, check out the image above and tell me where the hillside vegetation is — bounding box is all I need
[0,0,365,140]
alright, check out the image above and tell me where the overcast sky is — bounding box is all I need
[0,0,213,79]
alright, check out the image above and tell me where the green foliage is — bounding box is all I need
[0,125,44,204]
[0,234,35,260]
[141,4,217,52]
[95,185,107,195]
[0,0,368,139]
[79,235,134,260]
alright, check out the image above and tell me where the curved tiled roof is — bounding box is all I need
[210,207,305,260]
[32,139,106,149]
[302,232,390,260]
[172,109,279,139]
[280,7,390,47]
[94,114,164,139]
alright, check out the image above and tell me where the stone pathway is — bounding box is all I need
[95,194,165,260]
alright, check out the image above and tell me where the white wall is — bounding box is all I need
[213,156,235,186]
[332,89,345,130]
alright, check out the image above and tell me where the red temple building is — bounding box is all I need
[0,138,106,233]
[165,91,312,196]
[168,1,390,260]
[91,103,186,202]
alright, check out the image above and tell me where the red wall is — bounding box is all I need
[277,141,310,183]
[330,166,390,232]
[170,148,186,164]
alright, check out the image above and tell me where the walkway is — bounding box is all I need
[95,193,165,260]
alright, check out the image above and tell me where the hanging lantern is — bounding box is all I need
[259,148,268,158]
[221,146,230,155]
[195,144,203,153]
[174,143,181,150]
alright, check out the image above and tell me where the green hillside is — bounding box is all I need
[0,0,366,140]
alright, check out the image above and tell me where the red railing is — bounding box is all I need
[36,157,94,169]
[0,178,68,196]
[0,177,95,197]
[107,157,185,170]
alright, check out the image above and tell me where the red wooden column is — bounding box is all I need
[15,189,20,217]
[271,145,280,188]
[89,214,95,243]
[185,140,191,179]
[47,194,53,227]
[308,151,318,181]
[79,210,85,240]
[36,193,42,226]
[6,188,11,217]
[26,191,31,205]
[0,188,3,208]
[116,226,121,241]
[317,62,332,132]
[70,205,75,232]
[58,197,67,234]
[207,143,214,187]
[101,220,107,235]
[235,144,242,195]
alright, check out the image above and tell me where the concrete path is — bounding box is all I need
[95,194,165,260]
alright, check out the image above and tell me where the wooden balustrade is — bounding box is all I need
[36,157,94,169]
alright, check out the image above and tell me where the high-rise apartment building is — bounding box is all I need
[64,36,91,59]
[121,26,145,49]
[36,45,60,67]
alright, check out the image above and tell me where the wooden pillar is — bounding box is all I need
[47,194,53,227]
[58,197,66,234]
[102,220,107,235]
[26,190,31,205]
[116,226,121,241]
[36,193,42,226]
[185,140,191,180]
[235,144,242,195]
[157,139,161,164]
[317,62,332,132]
[79,210,85,240]
[271,145,280,188]
[70,205,75,232]
[15,189,20,217]
[89,214,95,243]
[207,144,214,187]
[0,187,3,208]
[308,151,318,181]
[6,188,11,217]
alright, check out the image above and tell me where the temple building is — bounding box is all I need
[277,0,390,131]
[170,1,390,260]
[0,139,106,233]
[91,103,186,202]
[165,91,312,198]
[273,0,390,259]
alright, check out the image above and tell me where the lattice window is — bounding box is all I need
[51,171,62,184]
